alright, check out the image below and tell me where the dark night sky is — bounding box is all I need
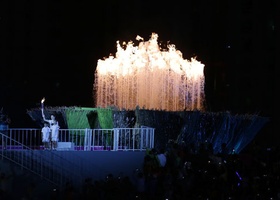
[0,0,276,144]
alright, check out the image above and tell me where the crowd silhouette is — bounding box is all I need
[1,139,279,199]
[57,140,280,200]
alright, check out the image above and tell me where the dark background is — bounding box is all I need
[0,1,276,145]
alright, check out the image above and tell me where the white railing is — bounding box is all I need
[1,127,155,151]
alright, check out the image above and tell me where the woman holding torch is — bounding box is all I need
[41,98,60,150]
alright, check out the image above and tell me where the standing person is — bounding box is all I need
[41,122,51,150]
[157,148,167,169]
[42,114,60,150]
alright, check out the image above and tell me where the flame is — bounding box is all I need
[94,33,205,111]
[41,97,45,104]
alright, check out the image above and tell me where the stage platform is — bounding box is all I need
[0,150,146,199]
[0,146,146,183]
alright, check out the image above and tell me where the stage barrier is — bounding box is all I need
[1,127,155,151]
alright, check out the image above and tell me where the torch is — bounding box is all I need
[41,97,45,118]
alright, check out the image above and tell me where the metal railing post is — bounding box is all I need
[113,128,119,151]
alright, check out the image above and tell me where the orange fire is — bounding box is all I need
[94,33,205,111]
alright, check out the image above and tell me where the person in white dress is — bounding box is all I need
[42,114,60,150]
[41,122,51,150]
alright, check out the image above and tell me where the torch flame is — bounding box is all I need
[41,98,45,104]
